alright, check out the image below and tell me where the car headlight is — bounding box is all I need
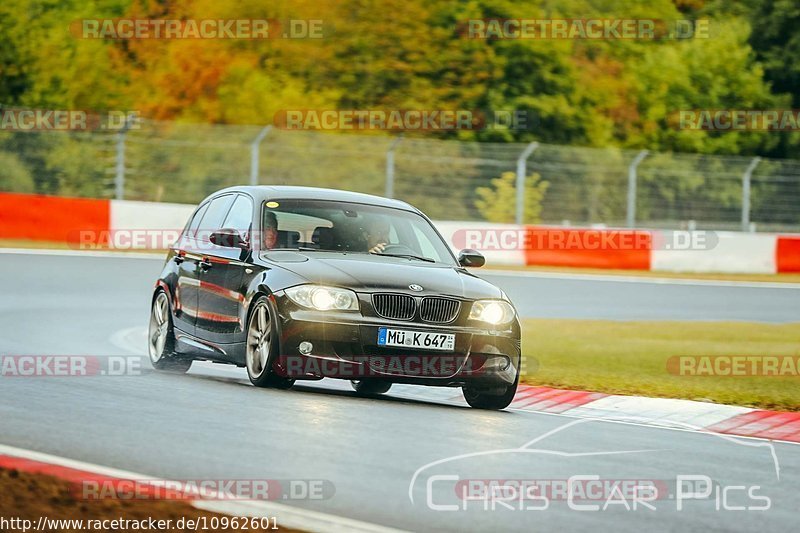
[285,285,359,311]
[469,300,516,325]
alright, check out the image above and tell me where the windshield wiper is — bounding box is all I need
[269,247,362,253]
[268,247,435,262]
[371,252,435,263]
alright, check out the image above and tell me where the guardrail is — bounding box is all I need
[1,192,798,273]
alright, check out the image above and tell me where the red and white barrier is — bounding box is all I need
[437,221,800,274]
[436,220,526,266]
[651,231,778,274]
[110,199,195,235]
[777,236,800,273]
[0,192,109,244]
[1,192,798,274]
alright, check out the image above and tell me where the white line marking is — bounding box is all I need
[109,326,148,355]
[505,406,800,447]
[0,443,405,533]
[483,268,800,289]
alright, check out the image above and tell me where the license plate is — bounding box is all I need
[377,328,455,352]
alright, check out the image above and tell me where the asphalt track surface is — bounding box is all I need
[1,251,799,532]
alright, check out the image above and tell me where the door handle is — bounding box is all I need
[199,259,213,271]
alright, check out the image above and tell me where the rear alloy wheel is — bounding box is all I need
[351,380,392,395]
[246,297,294,389]
[148,291,192,373]
[462,372,519,410]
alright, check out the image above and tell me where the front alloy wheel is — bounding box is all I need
[246,297,294,389]
[148,291,192,373]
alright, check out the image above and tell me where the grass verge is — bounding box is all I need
[521,319,800,411]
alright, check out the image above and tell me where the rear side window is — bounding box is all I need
[223,195,254,235]
[197,195,235,240]
[186,202,210,238]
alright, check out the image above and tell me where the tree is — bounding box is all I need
[475,171,548,223]
[0,151,35,193]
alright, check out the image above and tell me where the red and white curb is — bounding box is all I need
[0,444,403,533]
[109,326,800,445]
[501,385,800,444]
[362,381,800,445]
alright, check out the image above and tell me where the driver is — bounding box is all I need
[263,211,279,249]
[365,216,391,254]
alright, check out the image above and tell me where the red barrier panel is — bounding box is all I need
[524,227,652,270]
[0,192,110,244]
[776,236,800,273]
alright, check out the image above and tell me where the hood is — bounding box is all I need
[260,251,502,300]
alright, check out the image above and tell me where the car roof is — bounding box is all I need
[204,186,420,213]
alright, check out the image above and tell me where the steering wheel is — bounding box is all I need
[378,243,417,255]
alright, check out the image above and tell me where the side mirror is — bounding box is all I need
[210,228,247,249]
[458,249,485,268]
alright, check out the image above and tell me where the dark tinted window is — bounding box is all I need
[186,202,210,238]
[197,195,235,240]
[222,195,253,234]
[262,199,456,264]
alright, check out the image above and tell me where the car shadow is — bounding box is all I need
[173,364,479,411]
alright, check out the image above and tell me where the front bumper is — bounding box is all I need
[272,294,521,388]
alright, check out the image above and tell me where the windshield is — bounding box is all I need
[260,199,457,265]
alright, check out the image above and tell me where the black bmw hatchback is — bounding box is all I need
[149,186,521,409]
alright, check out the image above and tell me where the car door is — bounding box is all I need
[170,201,209,336]
[194,193,253,349]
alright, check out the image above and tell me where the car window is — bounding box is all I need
[197,194,235,241]
[186,202,209,239]
[223,195,253,235]
[264,210,332,240]
[411,224,440,259]
[262,199,456,264]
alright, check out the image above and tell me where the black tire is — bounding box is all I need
[462,372,519,410]
[351,380,392,395]
[148,290,193,373]
[245,296,294,389]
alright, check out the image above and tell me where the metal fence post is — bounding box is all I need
[114,116,136,200]
[250,125,273,186]
[515,142,539,224]
[385,135,403,198]
[626,150,649,228]
[741,156,761,232]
